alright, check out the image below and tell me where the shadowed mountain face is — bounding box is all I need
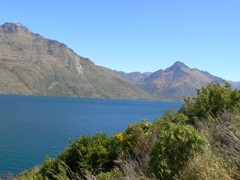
[0,22,153,99]
[117,61,224,101]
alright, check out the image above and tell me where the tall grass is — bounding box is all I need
[177,147,235,180]
[178,112,240,180]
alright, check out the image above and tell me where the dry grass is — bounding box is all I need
[119,156,156,180]
[84,157,156,180]
[177,147,236,180]
[213,113,240,166]
[182,112,240,180]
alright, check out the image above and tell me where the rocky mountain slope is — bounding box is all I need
[0,22,152,99]
[117,61,225,100]
[115,71,151,84]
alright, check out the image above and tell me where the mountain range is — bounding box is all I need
[0,22,238,101]
[116,62,227,100]
[0,22,152,99]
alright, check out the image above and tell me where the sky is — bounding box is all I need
[1,0,240,81]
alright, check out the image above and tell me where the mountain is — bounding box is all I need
[0,22,153,99]
[114,71,151,84]
[229,81,240,89]
[117,61,224,101]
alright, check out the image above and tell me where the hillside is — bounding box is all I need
[117,61,224,100]
[0,22,152,99]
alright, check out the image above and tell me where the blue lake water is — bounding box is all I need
[0,95,183,174]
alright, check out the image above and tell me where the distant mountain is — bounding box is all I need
[229,81,240,89]
[0,22,152,99]
[114,71,151,84]
[117,61,224,101]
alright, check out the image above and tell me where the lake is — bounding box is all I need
[0,95,183,174]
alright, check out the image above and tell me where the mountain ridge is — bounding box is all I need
[0,22,153,100]
[116,61,234,100]
[1,22,238,101]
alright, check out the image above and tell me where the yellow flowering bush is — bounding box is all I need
[115,133,124,141]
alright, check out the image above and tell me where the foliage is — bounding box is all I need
[58,133,121,177]
[123,120,153,155]
[156,112,189,125]
[125,120,152,135]
[20,133,122,179]
[181,82,240,123]
[97,167,123,180]
[150,123,206,179]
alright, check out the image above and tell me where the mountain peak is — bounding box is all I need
[167,61,188,72]
[172,61,187,67]
[0,22,31,34]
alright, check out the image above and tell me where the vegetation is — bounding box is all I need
[150,123,205,179]
[181,81,240,121]
[17,82,240,179]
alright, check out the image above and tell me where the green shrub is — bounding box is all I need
[58,133,121,176]
[97,167,123,180]
[181,82,240,124]
[150,123,206,179]
[155,113,189,126]
[27,133,122,179]
[120,120,153,155]
[125,120,152,135]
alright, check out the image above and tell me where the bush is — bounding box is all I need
[58,133,121,177]
[150,123,206,179]
[23,133,122,179]
[181,82,240,124]
[97,167,123,180]
[121,120,153,156]
[155,113,189,126]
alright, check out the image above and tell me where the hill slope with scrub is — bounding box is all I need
[17,82,240,180]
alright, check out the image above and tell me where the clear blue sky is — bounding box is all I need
[1,0,240,81]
